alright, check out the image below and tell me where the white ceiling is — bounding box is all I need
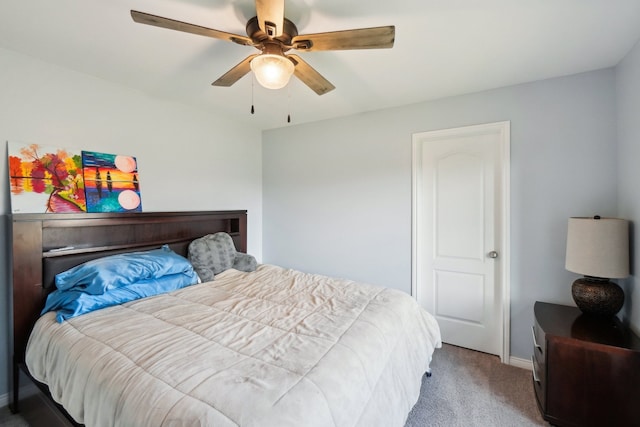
[1,0,640,130]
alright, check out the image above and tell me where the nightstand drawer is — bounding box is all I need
[531,355,545,410]
[531,323,546,413]
[532,323,545,357]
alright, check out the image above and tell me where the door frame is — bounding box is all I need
[411,121,511,363]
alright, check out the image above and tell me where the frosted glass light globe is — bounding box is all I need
[250,54,294,90]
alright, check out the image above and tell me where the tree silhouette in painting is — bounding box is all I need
[9,144,86,213]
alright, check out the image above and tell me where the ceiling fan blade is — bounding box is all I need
[212,54,260,87]
[291,26,395,51]
[288,54,335,96]
[255,0,285,37]
[131,10,253,47]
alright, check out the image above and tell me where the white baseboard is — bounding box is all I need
[0,383,40,409]
[509,355,533,371]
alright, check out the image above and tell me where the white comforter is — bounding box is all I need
[26,264,441,427]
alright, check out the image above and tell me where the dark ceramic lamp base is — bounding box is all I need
[572,277,624,317]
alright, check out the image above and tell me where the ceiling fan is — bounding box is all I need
[130,0,395,95]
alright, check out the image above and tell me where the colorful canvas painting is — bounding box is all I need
[82,151,142,213]
[8,142,86,213]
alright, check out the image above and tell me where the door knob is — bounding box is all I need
[488,251,499,259]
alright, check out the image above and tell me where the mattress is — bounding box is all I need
[26,264,442,427]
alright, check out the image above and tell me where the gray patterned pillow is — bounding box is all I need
[188,232,257,281]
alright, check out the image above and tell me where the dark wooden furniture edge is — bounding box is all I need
[8,210,248,419]
[532,301,640,426]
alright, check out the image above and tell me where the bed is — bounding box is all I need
[8,210,441,426]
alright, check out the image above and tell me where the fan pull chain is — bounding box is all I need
[287,83,291,123]
[251,75,255,115]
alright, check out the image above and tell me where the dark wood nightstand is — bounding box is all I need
[532,301,640,427]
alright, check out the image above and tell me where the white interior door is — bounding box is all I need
[412,122,510,360]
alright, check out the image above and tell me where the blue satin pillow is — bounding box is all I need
[55,245,195,294]
[43,270,200,322]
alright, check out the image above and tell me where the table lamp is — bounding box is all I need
[565,216,629,316]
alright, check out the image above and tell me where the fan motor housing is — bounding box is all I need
[246,16,298,49]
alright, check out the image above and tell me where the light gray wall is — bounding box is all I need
[0,47,263,399]
[263,68,618,360]
[617,38,640,334]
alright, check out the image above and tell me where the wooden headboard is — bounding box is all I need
[9,210,248,367]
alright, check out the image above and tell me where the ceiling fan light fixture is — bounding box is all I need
[131,5,395,96]
[250,54,294,90]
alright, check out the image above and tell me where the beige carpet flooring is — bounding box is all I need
[0,406,29,427]
[405,343,546,426]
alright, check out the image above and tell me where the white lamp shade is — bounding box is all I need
[565,217,629,279]
[250,54,294,90]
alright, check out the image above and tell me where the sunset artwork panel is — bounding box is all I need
[7,142,86,213]
[82,151,142,213]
